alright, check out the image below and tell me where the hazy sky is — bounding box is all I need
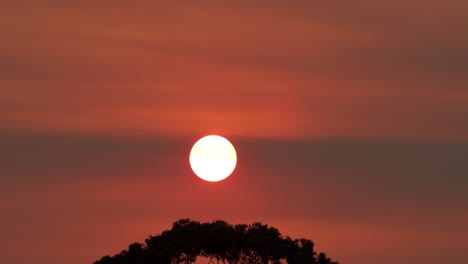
[1,1,467,264]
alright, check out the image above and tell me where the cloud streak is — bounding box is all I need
[1,1,468,139]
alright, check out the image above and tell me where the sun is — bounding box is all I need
[189,135,237,182]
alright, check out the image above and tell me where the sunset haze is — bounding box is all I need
[1,1,467,264]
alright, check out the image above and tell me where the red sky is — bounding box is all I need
[1,1,467,264]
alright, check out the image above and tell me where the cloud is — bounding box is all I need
[1,1,468,139]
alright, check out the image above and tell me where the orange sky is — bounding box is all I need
[1,1,468,264]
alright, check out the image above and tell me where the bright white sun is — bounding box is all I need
[189,135,237,182]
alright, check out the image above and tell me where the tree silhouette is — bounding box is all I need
[94,219,338,264]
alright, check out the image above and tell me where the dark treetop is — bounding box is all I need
[94,218,338,264]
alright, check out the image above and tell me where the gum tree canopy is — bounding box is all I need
[94,218,338,264]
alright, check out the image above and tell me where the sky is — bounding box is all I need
[1,1,467,263]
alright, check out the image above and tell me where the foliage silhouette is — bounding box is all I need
[94,218,338,264]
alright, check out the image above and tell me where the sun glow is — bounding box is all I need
[189,135,237,182]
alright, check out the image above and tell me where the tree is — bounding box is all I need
[94,219,338,264]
